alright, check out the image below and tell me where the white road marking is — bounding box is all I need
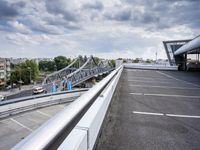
[10,118,33,132]
[57,105,65,108]
[130,92,200,99]
[133,111,164,116]
[128,80,169,84]
[166,114,200,119]
[157,71,200,88]
[129,92,143,95]
[36,110,52,117]
[133,111,200,119]
[126,70,150,72]
[130,84,200,90]
[128,76,174,81]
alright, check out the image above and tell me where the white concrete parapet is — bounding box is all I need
[58,66,123,150]
[0,91,85,118]
[124,63,178,70]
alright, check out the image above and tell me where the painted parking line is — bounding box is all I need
[130,93,200,99]
[128,80,170,84]
[10,118,33,132]
[133,111,164,116]
[128,77,174,81]
[36,110,52,117]
[157,71,200,88]
[130,84,200,90]
[133,111,200,119]
[166,114,200,119]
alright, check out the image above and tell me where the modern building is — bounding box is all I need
[163,35,200,70]
[0,58,11,86]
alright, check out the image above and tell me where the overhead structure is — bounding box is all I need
[163,35,200,71]
[42,56,113,90]
[174,35,200,55]
[163,39,191,66]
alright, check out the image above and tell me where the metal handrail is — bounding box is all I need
[12,66,123,150]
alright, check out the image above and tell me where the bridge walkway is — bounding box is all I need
[96,69,200,150]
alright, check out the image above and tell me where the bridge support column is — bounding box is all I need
[183,53,187,71]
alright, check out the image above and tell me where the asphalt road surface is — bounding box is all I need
[5,89,33,100]
[0,103,70,150]
[96,69,200,150]
[5,84,52,100]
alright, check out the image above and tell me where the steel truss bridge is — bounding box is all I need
[42,56,113,91]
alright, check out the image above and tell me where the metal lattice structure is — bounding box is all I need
[42,56,113,90]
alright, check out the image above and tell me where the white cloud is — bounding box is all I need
[0,0,199,59]
[8,21,31,34]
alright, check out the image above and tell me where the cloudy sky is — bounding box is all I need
[0,0,199,59]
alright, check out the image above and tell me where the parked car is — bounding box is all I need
[0,95,5,101]
[6,85,12,90]
[33,86,45,94]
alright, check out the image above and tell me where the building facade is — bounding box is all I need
[0,58,11,86]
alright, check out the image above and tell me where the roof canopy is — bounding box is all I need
[174,35,200,55]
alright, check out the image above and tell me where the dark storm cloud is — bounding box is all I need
[105,0,200,31]
[82,1,104,11]
[0,1,25,19]
[45,0,78,22]
[105,9,132,21]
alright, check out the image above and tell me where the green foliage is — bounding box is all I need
[54,56,71,70]
[110,59,116,67]
[39,60,56,72]
[93,57,100,65]
[146,59,153,63]
[10,60,39,85]
[133,58,140,63]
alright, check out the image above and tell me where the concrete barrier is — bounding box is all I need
[124,63,178,70]
[58,66,123,150]
[0,91,85,118]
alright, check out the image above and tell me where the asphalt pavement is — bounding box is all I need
[96,69,200,150]
[0,103,70,150]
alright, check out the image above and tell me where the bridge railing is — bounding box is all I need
[0,89,88,118]
[0,89,88,106]
[12,65,123,150]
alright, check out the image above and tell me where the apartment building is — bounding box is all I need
[0,58,11,86]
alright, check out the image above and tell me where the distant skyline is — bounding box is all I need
[0,0,199,59]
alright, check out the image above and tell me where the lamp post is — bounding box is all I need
[18,68,22,90]
[155,51,157,64]
[27,67,32,84]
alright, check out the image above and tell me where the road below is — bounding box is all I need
[96,69,200,150]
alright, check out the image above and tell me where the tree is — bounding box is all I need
[39,60,56,72]
[146,59,153,63]
[10,60,39,85]
[54,56,71,70]
[93,57,100,65]
[110,59,116,68]
[133,58,140,63]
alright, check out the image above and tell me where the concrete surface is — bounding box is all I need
[96,69,200,150]
[0,103,70,150]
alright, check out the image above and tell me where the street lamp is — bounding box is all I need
[54,65,57,71]
[27,67,32,84]
[18,68,22,90]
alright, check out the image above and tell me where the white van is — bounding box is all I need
[33,86,45,94]
[0,95,5,101]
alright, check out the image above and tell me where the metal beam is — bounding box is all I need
[174,35,200,55]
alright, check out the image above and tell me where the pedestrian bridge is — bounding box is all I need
[42,56,113,92]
